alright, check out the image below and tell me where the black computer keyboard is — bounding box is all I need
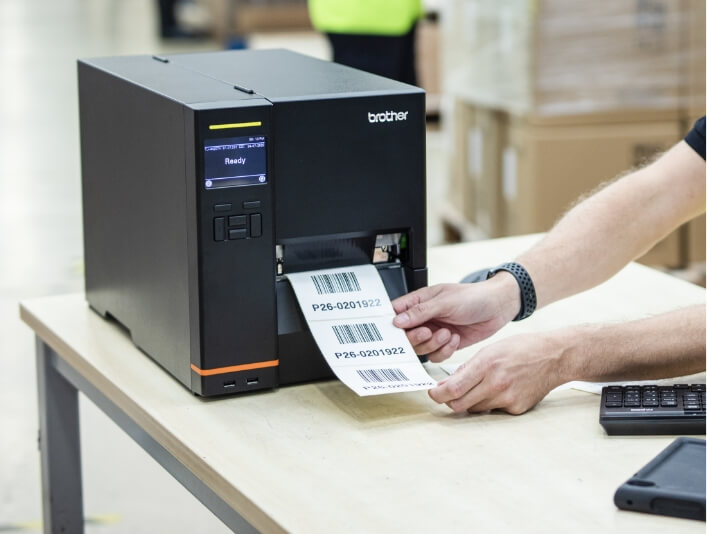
[600,384,706,435]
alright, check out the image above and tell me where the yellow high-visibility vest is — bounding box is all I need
[308,0,423,36]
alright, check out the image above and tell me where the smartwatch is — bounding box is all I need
[486,262,537,321]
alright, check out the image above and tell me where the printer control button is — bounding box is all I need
[229,228,247,240]
[243,200,261,209]
[214,203,232,212]
[250,214,262,237]
[228,215,247,227]
[214,217,226,241]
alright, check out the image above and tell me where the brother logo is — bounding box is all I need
[368,110,409,123]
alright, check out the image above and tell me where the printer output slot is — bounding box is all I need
[276,232,408,275]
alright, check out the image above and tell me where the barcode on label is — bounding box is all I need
[356,368,410,383]
[332,323,382,344]
[311,272,361,295]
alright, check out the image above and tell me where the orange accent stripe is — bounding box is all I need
[190,360,279,376]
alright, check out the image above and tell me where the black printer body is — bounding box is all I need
[78,49,427,396]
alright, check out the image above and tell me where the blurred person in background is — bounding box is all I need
[308,0,422,85]
[157,0,206,39]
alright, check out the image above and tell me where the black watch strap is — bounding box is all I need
[486,262,537,321]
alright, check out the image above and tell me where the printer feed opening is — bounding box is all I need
[275,233,408,276]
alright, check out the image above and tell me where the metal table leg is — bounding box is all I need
[34,334,260,534]
[36,336,84,534]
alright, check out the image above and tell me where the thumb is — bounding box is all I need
[393,298,442,329]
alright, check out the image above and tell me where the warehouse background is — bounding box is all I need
[0,0,704,532]
[440,0,706,274]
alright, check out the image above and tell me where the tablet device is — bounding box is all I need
[614,437,705,520]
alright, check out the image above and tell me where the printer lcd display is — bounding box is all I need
[204,136,267,189]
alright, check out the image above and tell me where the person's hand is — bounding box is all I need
[429,332,565,415]
[392,272,521,362]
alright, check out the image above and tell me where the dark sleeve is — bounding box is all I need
[684,116,705,160]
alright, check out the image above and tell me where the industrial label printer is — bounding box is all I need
[78,49,427,396]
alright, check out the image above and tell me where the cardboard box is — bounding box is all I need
[448,100,477,221]
[206,0,311,42]
[447,101,505,236]
[639,214,705,268]
[686,0,706,117]
[442,0,700,117]
[501,117,685,266]
[446,100,684,237]
[502,117,682,233]
[530,1,688,115]
[416,18,441,115]
[635,227,684,268]
[236,4,310,33]
[687,214,706,263]
[471,107,505,237]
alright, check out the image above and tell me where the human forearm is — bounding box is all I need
[515,142,705,309]
[516,170,660,308]
[428,304,705,414]
[394,142,705,365]
[556,304,706,384]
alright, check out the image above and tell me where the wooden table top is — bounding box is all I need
[21,235,706,533]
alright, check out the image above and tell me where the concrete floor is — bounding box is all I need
[0,1,448,532]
